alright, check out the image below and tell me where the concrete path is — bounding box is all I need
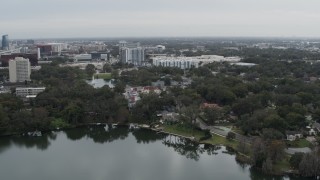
[285,147,312,155]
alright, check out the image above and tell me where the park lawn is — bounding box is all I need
[94,73,112,80]
[202,134,239,149]
[287,139,312,148]
[163,124,206,140]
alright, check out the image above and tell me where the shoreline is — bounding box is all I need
[0,122,303,178]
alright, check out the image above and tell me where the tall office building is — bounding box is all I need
[2,35,9,50]
[9,57,31,83]
[120,47,145,66]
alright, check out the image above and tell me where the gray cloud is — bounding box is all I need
[1,0,320,38]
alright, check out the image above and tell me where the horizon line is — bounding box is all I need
[8,35,320,41]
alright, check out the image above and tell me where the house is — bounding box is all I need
[141,86,161,94]
[162,112,179,122]
[309,128,317,136]
[151,80,165,89]
[286,131,303,141]
[312,122,320,133]
[200,103,221,109]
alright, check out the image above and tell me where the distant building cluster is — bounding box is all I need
[36,43,67,56]
[153,55,241,69]
[73,53,109,62]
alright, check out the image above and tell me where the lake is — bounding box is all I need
[0,125,307,180]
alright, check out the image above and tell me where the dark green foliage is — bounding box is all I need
[299,151,320,177]
[226,132,236,140]
[85,64,96,77]
[289,152,304,169]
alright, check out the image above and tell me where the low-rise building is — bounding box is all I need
[141,86,161,94]
[312,122,320,133]
[16,87,45,98]
[286,131,303,141]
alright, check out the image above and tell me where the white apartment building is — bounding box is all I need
[153,58,199,69]
[152,55,241,69]
[16,87,46,98]
[9,57,31,83]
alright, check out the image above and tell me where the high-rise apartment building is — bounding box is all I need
[120,47,145,66]
[2,35,9,50]
[9,57,31,83]
[119,41,145,66]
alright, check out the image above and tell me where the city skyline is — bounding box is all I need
[1,0,320,39]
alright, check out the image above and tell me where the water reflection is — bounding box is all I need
[0,132,57,152]
[0,125,312,180]
[162,134,221,161]
[0,125,223,161]
[132,129,166,144]
[64,125,129,143]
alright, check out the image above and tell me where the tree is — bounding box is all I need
[264,114,287,132]
[262,128,284,140]
[289,152,304,169]
[116,107,129,123]
[85,64,96,77]
[267,140,285,162]
[111,70,119,79]
[237,139,250,154]
[251,138,267,168]
[299,151,320,177]
[232,96,262,117]
[103,63,112,73]
[232,84,248,98]
[262,158,273,174]
[226,132,236,140]
[62,103,85,124]
[114,81,126,93]
[203,107,223,125]
[0,105,9,134]
[164,77,171,86]
[181,105,199,126]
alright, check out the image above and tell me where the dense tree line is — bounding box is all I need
[0,63,129,135]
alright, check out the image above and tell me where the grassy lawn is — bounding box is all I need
[163,124,205,140]
[286,139,312,148]
[163,124,240,149]
[202,134,239,149]
[50,118,70,129]
[94,73,112,80]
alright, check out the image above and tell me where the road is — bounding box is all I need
[196,118,253,144]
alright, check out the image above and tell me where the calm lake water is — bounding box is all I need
[0,125,308,180]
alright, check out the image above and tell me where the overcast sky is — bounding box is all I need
[1,0,320,39]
